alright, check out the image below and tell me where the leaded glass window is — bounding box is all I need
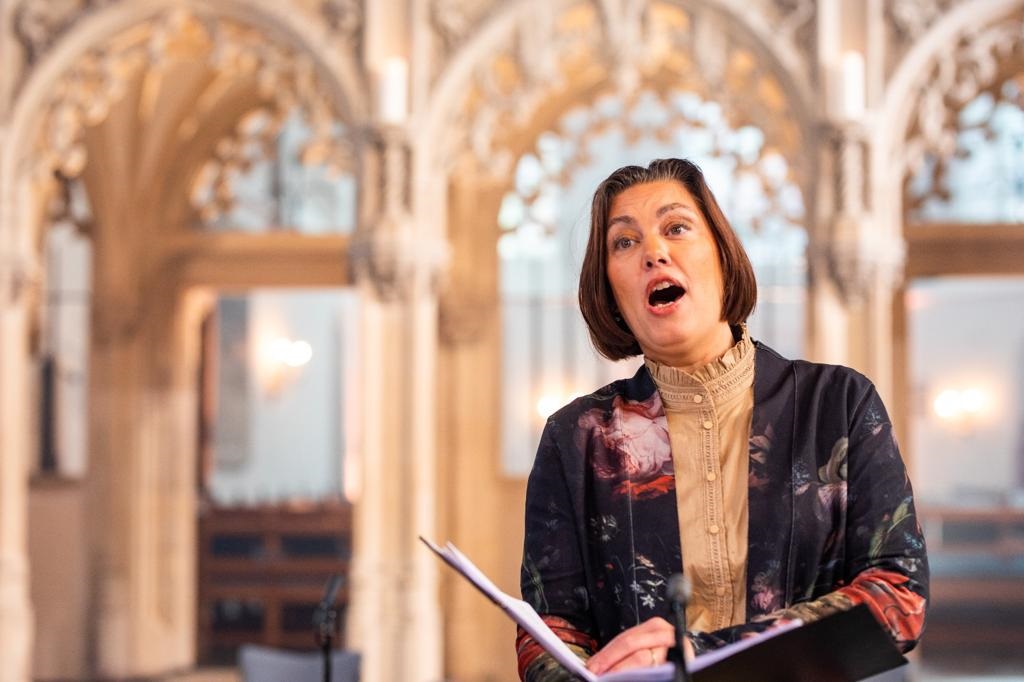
[192,110,357,234]
[907,75,1024,223]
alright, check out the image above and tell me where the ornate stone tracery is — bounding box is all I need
[29,7,357,226]
[435,0,810,190]
[427,0,816,116]
[901,10,1024,187]
[350,127,449,301]
[320,0,363,41]
[12,0,120,66]
[431,0,487,54]
[887,0,960,42]
[907,72,1024,218]
[189,108,358,227]
[820,120,908,304]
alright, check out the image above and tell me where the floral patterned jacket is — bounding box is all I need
[517,342,928,680]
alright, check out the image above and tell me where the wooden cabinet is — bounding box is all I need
[197,502,352,663]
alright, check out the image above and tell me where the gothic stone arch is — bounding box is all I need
[0,1,364,677]
[416,2,820,678]
[876,0,1024,489]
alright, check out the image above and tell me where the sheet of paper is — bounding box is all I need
[421,537,805,682]
[421,537,597,680]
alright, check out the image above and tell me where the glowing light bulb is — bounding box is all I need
[933,389,961,420]
[266,337,312,368]
[284,340,312,367]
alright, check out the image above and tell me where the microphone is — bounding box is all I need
[314,573,343,638]
[666,573,692,682]
[314,574,343,682]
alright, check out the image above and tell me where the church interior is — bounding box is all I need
[1,0,1023,680]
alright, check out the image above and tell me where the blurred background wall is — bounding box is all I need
[0,0,1022,680]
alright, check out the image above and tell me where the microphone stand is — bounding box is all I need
[313,574,343,682]
[667,574,692,682]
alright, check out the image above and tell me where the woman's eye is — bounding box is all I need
[667,223,689,235]
[613,236,634,250]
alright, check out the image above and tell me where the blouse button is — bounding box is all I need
[702,420,713,430]
[706,471,717,482]
[708,524,720,534]
[715,586,727,596]
[693,394,704,404]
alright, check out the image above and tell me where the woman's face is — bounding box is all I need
[605,180,733,369]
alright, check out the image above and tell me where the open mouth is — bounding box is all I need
[648,281,685,308]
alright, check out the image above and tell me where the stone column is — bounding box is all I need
[82,151,196,678]
[0,162,38,682]
[818,121,904,402]
[807,0,906,402]
[435,170,504,681]
[345,126,447,682]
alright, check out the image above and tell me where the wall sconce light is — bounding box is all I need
[267,337,313,368]
[932,385,994,433]
[260,336,312,396]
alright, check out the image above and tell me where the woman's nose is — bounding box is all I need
[644,239,669,268]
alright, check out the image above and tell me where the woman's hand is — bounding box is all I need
[584,617,694,675]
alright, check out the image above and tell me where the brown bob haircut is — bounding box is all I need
[579,158,757,361]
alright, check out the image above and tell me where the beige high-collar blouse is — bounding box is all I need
[645,329,755,632]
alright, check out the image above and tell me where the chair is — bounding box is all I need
[238,644,360,682]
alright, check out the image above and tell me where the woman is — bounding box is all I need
[516,159,928,679]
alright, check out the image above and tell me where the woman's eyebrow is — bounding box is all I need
[608,203,696,228]
[607,215,636,229]
[656,203,697,218]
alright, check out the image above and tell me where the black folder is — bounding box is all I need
[694,604,906,682]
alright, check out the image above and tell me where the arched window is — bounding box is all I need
[907,77,1024,223]
[500,90,807,475]
[191,110,357,233]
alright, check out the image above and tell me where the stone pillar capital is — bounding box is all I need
[352,122,450,302]
[814,214,906,305]
[348,220,449,302]
[818,120,905,304]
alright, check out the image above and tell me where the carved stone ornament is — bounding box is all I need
[351,123,449,301]
[321,0,363,39]
[885,0,965,74]
[823,215,906,306]
[190,106,356,225]
[433,2,599,178]
[431,0,499,58]
[348,221,451,302]
[28,8,354,219]
[901,12,1024,179]
[31,30,151,180]
[12,0,119,66]
[887,0,958,42]
[772,0,816,44]
[438,1,809,190]
[191,15,357,223]
[823,121,904,305]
